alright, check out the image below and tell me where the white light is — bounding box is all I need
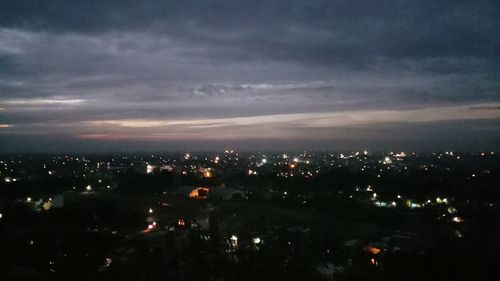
[26,197,32,202]
[0,213,2,219]
[104,258,112,268]
[149,208,153,214]
[253,237,261,244]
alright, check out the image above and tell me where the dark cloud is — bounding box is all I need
[0,0,499,151]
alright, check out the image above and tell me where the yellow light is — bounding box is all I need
[42,201,53,211]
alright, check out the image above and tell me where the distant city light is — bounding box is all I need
[229,235,238,248]
[204,170,212,178]
[104,258,112,268]
[394,152,406,158]
[383,157,392,164]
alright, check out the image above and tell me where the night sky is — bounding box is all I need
[0,1,499,152]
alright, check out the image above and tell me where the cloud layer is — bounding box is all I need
[0,1,499,151]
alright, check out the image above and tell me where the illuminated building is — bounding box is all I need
[189,187,210,199]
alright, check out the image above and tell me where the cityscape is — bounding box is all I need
[1,0,500,280]
[0,150,499,280]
